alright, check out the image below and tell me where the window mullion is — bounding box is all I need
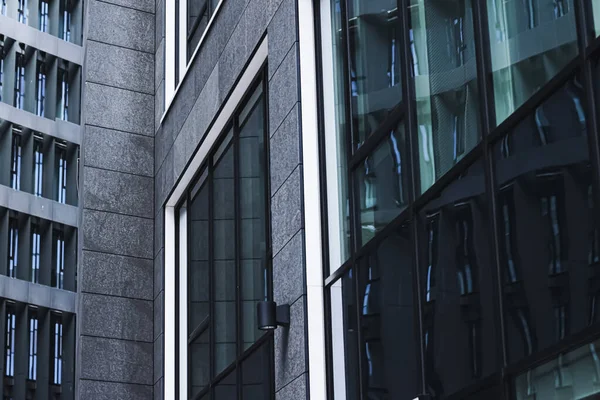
[233,112,242,400]
[208,155,215,390]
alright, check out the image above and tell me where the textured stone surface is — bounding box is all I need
[84,126,154,177]
[154,334,164,384]
[275,297,307,391]
[82,210,154,259]
[154,378,164,400]
[79,380,153,400]
[271,166,303,255]
[155,81,165,133]
[87,0,154,53]
[155,39,165,93]
[154,249,164,299]
[81,251,153,300]
[269,103,300,195]
[99,0,154,13]
[85,83,154,136]
[156,0,165,49]
[268,0,297,79]
[80,336,153,385]
[273,230,305,306]
[84,167,154,219]
[87,40,154,94]
[81,293,153,342]
[154,290,164,340]
[268,43,298,136]
[276,374,308,400]
[155,207,164,256]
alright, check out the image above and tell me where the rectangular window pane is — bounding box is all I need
[31,224,40,283]
[10,133,21,191]
[56,146,67,204]
[241,340,272,399]
[187,0,216,61]
[239,89,267,350]
[34,139,44,197]
[36,62,46,117]
[348,0,402,146]
[410,0,481,193]
[14,53,25,110]
[52,230,65,289]
[355,123,408,245]
[28,310,37,381]
[5,305,15,377]
[213,367,236,400]
[189,330,210,398]
[8,218,18,278]
[39,0,49,32]
[50,315,62,385]
[486,0,577,125]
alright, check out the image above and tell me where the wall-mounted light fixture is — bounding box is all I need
[257,301,290,330]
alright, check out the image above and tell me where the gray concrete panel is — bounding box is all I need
[268,43,299,137]
[87,0,154,54]
[99,0,155,13]
[80,293,153,342]
[79,336,153,385]
[154,334,163,384]
[0,275,77,313]
[271,166,303,256]
[84,126,154,177]
[0,15,84,65]
[274,297,307,391]
[85,83,154,136]
[81,250,153,300]
[0,185,79,227]
[79,380,154,400]
[82,210,153,259]
[87,40,154,95]
[0,103,82,144]
[276,374,308,400]
[269,103,300,196]
[273,230,305,307]
[83,167,154,219]
[267,0,297,80]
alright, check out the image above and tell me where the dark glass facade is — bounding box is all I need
[319,0,600,398]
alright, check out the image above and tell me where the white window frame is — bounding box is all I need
[164,0,225,122]
[163,36,268,400]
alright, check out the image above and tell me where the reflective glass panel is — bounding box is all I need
[410,0,481,193]
[514,338,600,399]
[242,340,272,399]
[355,124,408,245]
[323,0,351,270]
[213,368,237,400]
[239,90,268,351]
[486,0,578,124]
[347,0,402,146]
[356,225,420,399]
[419,159,501,398]
[189,177,210,334]
[494,75,598,366]
[328,269,359,400]
[190,330,210,398]
[213,141,236,375]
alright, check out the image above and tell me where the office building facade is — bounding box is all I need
[3,0,600,399]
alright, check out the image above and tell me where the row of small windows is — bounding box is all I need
[2,209,75,291]
[0,0,81,46]
[2,302,72,399]
[0,39,80,124]
[2,126,78,206]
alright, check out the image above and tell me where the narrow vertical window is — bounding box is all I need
[1,0,6,15]
[34,139,44,197]
[10,134,22,191]
[36,63,46,117]
[0,49,4,102]
[50,316,62,385]
[8,218,18,279]
[18,0,28,24]
[56,146,67,204]
[31,224,40,283]
[61,0,71,42]
[5,305,15,377]
[28,310,38,381]
[57,68,69,121]
[39,0,49,32]
[52,230,65,289]
[14,53,25,110]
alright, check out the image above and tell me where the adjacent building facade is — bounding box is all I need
[3,0,600,399]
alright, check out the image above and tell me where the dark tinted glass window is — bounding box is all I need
[494,75,596,365]
[187,0,218,61]
[419,159,501,398]
[241,338,272,399]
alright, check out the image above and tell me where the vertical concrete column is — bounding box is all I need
[48,0,60,38]
[24,49,38,115]
[66,143,77,206]
[71,0,83,45]
[13,303,28,399]
[68,65,80,124]
[61,313,75,400]
[20,129,34,194]
[35,307,50,400]
[17,214,31,281]
[39,220,52,286]
[45,56,58,120]
[0,210,8,277]
[63,226,76,291]
[0,123,13,186]
[3,45,17,107]
[42,136,55,199]
[28,0,40,30]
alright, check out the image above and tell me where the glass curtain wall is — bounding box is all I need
[319,0,600,399]
[178,76,273,400]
